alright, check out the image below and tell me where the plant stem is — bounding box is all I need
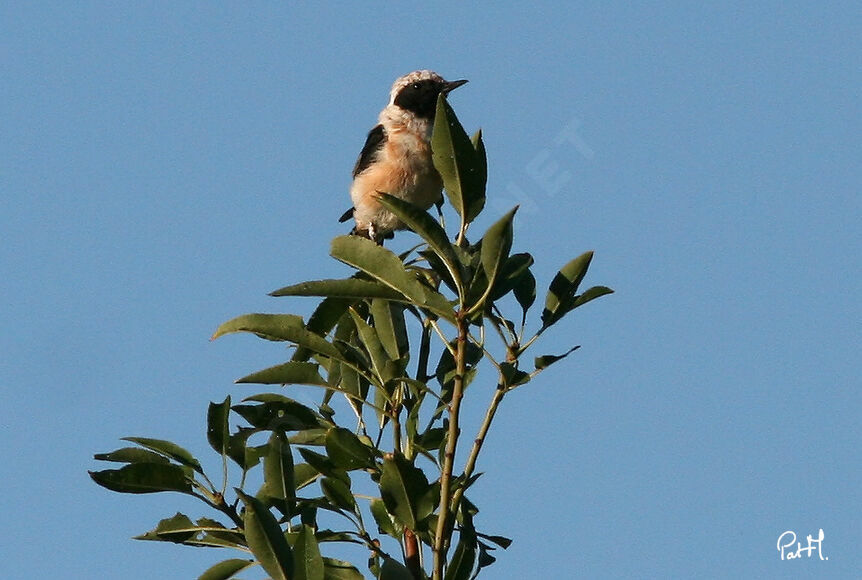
[449,378,507,519]
[432,312,468,580]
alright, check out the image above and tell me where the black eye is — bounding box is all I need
[412,83,421,90]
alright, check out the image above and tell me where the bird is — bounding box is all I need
[339,70,468,243]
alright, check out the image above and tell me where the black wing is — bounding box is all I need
[352,124,386,178]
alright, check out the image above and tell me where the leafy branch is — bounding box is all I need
[91,93,612,580]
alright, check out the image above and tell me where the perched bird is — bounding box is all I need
[339,70,468,242]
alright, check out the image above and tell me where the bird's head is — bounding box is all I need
[388,70,468,120]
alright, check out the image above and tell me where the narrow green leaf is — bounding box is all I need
[369,498,400,538]
[321,557,364,580]
[500,362,531,388]
[431,95,485,226]
[213,313,344,362]
[370,299,409,361]
[298,448,344,481]
[477,207,518,308]
[376,192,464,293]
[294,524,325,580]
[477,533,513,549]
[572,285,614,308]
[470,129,488,212]
[379,453,431,530]
[348,309,392,384]
[541,251,593,327]
[320,476,356,512]
[379,558,414,580]
[194,517,247,548]
[89,463,192,494]
[330,236,455,323]
[289,428,329,446]
[444,533,477,580]
[212,313,303,341]
[262,431,295,512]
[325,427,376,471]
[293,462,322,490]
[534,346,581,370]
[134,512,196,543]
[236,489,293,580]
[121,437,202,473]
[513,268,537,315]
[197,558,256,580]
[207,396,231,457]
[236,362,328,386]
[233,396,324,432]
[93,447,171,465]
[292,297,353,363]
[489,252,534,301]
[226,427,257,470]
[271,279,404,301]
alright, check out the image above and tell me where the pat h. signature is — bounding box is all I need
[777,529,828,561]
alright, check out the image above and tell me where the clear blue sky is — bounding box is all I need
[2,2,859,578]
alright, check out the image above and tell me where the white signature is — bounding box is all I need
[777,529,828,560]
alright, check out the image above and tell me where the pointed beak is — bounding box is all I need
[442,79,468,94]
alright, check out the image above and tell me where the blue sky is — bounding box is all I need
[2,2,858,578]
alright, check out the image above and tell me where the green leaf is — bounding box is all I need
[134,512,197,543]
[226,427,258,470]
[236,361,328,386]
[121,437,203,474]
[474,207,517,310]
[513,268,537,316]
[262,431,295,512]
[432,95,485,226]
[348,309,393,385]
[489,252,534,301]
[444,533,477,580]
[233,394,324,431]
[212,313,303,341]
[541,251,594,328]
[93,447,171,465]
[207,396,231,457]
[294,524,325,580]
[294,462,322,490]
[369,498,400,538]
[236,489,293,580]
[330,236,455,323]
[573,285,615,308]
[379,453,431,530]
[320,476,356,512]
[370,298,409,361]
[379,558,414,580]
[376,192,465,293]
[499,362,531,388]
[89,463,192,494]
[271,279,404,301]
[291,297,353,363]
[193,517,247,549]
[213,313,344,361]
[534,346,581,370]
[477,533,512,549]
[471,129,488,203]
[197,558,255,580]
[325,427,376,471]
[297,448,348,483]
[322,558,364,580]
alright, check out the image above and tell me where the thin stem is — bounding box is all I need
[449,377,507,520]
[428,318,455,355]
[432,312,468,580]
